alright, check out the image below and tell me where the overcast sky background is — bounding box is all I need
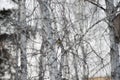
[0,0,18,10]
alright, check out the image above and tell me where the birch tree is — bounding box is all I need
[85,0,120,80]
[37,0,59,80]
[0,0,115,79]
[18,0,27,80]
[105,0,120,80]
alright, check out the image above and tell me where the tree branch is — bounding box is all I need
[85,0,106,11]
[115,1,120,12]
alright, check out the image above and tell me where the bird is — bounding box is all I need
[56,38,62,45]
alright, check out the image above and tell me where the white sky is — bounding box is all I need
[0,0,18,10]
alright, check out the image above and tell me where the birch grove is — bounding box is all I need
[0,0,120,80]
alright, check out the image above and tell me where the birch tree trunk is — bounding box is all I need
[37,0,58,80]
[59,44,69,80]
[73,54,79,80]
[84,0,120,79]
[59,1,70,79]
[39,41,47,80]
[74,0,88,80]
[39,54,44,80]
[18,0,27,80]
[105,0,120,80]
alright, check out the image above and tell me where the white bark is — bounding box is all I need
[39,41,47,80]
[59,1,70,79]
[62,52,69,79]
[73,54,79,80]
[39,54,44,80]
[37,0,58,80]
[74,0,88,79]
[105,0,120,80]
[18,0,27,80]
[15,46,19,80]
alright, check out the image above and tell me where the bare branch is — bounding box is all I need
[85,0,106,11]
